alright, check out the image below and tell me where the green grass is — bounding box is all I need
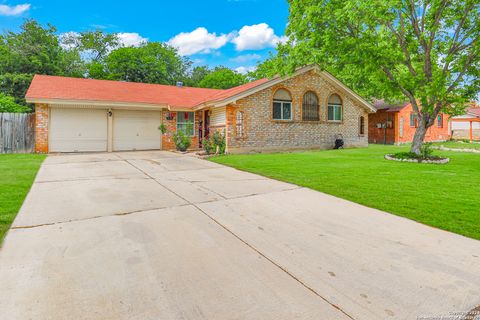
[211,145,480,240]
[432,140,480,151]
[0,154,46,244]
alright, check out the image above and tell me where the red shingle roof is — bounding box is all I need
[25,75,269,109]
[468,107,480,117]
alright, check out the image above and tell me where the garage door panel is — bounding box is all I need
[113,110,161,151]
[50,108,108,152]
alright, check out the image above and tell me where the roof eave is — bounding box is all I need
[25,97,169,109]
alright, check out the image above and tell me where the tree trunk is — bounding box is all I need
[411,116,429,155]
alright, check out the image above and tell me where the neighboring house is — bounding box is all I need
[368,101,450,144]
[25,65,376,153]
[451,105,480,141]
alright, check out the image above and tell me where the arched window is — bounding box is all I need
[236,111,245,137]
[272,89,292,120]
[302,91,319,121]
[359,116,365,135]
[327,94,343,122]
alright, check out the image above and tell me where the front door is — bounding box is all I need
[199,110,210,148]
[204,110,210,139]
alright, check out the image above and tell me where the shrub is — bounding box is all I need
[172,130,191,152]
[393,152,422,159]
[202,131,226,154]
[0,93,31,113]
[211,131,226,154]
[420,142,434,158]
[202,138,215,154]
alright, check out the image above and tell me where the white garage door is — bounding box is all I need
[113,110,161,151]
[50,108,108,152]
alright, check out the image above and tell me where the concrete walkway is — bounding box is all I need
[0,151,479,320]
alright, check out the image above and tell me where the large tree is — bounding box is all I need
[0,20,83,77]
[198,67,247,89]
[61,30,120,79]
[102,42,190,84]
[276,0,479,154]
[184,66,213,87]
[0,20,84,105]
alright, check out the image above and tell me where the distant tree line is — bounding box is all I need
[0,20,250,111]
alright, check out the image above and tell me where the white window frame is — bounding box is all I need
[399,117,404,138]
[272,100,293,121]
[177,112,195,136]
[410,113,417,127]
[327,104,342,122]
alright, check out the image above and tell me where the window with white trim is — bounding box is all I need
[327,94,342,121]
[177,112,195,136]
[410,113,417,127]
[399,117,404,137]
[272,89,292,120]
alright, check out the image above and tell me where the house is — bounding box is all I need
[451,105,480,141]
[368,101,450,144]
[25,65,376,154]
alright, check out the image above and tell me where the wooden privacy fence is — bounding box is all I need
[0,113,35,154]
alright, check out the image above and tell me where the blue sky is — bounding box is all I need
[0,0,290,72]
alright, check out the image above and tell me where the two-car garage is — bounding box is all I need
[49,107,161,153]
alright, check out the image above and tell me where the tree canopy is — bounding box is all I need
[0,19,244,108]
[0,20,84,105]
[198,67,247,89]
[0,93,31,113]
[98,42,191,84]
[272,0,479,153]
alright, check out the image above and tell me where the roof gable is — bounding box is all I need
[204,65,376,113]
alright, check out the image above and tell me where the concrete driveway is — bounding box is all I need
[0,151,479,320]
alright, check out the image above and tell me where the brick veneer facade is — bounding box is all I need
[32,69,372,153]
[369,104,450,144]
[35,103,49,153]
[223,70,369,153]
[161,110,202,150]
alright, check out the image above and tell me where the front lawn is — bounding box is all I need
[432,140,480,151]
[0,154,45,244]
[211,145,480,240]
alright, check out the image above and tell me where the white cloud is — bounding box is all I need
[0,3,30,16]
[167,27,230,56]
[59,31,81,50]
[230,53,261,63]
[117,32,148,47]
[235,66,256,74]
[59,32,147,51]
[231,23,287,51]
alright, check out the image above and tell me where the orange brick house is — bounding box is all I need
[25,65,376,153]
[368,101,450,144]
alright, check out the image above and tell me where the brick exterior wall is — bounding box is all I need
[369,104,451,144]
[35,103,49,153]
[161,110,201,150]
[33,70,371,153]
[224,70,369,153]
